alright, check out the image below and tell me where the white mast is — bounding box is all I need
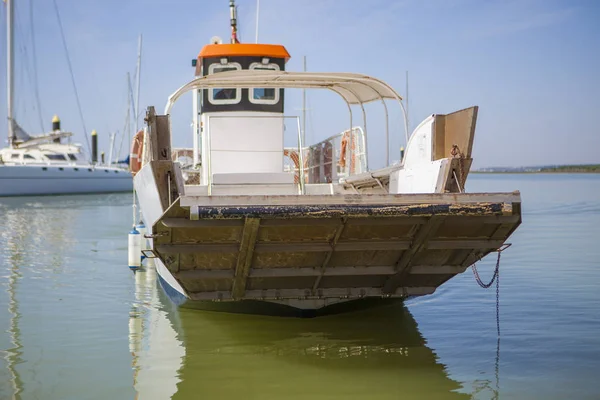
[7,0,15,147]
[405,70,409,134]
[134,34,143,133]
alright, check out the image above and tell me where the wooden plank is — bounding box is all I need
[253,240,411,253]
[155,115,171,161]
[176,269,235,279]
[188,286,436,301]
[181,192,522,208]
[157,239,501,255]
[260,218,342,227]
[409,265,469,274]
[231,218,260,299]
[346,217,428,226]
[426,239,505,250]
[312,218,348,291]
[382,216,445,293]
[146,107,158,161]
[164,214,518,228]
[156,243,239,254]
[161,218,244,228]
[176,266,397,279]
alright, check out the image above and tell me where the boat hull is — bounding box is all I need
[154,257,407,317]
[134,161,521,318]
[0,164,132,196]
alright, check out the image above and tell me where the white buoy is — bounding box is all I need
[128,227,141,270]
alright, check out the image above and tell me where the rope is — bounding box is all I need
[132,187,137,228]
[52,0,91,156]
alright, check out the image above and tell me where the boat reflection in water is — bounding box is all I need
[130,262,469,399]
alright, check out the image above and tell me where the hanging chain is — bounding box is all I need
[471,244,511,337]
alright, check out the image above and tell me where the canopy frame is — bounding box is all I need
[164,70,410,166]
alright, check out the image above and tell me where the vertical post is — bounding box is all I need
[405,70,409,135]
[192,89,200,167]
[108,132,116,166]
[255,0,260,44]
[302,56,307,146]
[134,35,143,133]
[91,130,98,164]
[296,117,305,194]
[7,0,15,147]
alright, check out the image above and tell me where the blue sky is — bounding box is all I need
[1,0,599,169]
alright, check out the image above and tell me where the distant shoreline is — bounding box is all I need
[473,165,600,174]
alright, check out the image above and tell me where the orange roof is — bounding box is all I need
[198,44,291,62]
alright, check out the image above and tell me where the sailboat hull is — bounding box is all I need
[0,164,132,196]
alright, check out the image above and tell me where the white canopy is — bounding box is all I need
[164,70,404,114]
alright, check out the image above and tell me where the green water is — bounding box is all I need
[1,174,599,399]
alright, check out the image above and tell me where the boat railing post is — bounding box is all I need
[295,116,305,194]
[206,115,212,195]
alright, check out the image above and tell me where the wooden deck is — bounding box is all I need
[150,192,521,304]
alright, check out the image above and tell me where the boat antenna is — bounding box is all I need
[230,0,240,44]
[255,0,259,43]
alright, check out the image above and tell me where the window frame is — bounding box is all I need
[45,154,67,161]
[248,62,281,105]
[207,62,243,105]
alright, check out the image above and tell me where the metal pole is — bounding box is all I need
[7,0,15,147]
[405,70,409,135]
[302,56,307,146]
[255,0,260,43]
[135,35,143,133]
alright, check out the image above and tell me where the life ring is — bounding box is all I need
[130,130,144,175]
[339,130,357,174]
[284,149,308,184]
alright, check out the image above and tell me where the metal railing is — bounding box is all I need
[284,127,367,184]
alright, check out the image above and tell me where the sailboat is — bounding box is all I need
[0,0,132,196]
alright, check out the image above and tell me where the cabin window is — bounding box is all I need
[10,154,20,160]
[208,62,242,105]
[45,154,66,161]
[249,63,280,105]
[68,153,78,161]
[24,154,36,160]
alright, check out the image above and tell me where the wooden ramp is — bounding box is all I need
[151,192,521,304]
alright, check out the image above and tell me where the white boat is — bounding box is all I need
[0,0,132,197]
[133,4,522,316]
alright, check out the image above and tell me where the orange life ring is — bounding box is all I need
[284,149,308,184]
[130,130,144,175]
[339,130,357,173]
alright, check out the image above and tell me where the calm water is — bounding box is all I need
[1,174,599,399]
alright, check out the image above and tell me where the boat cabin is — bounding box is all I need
[188,42,295,188]
[0,144,83,165]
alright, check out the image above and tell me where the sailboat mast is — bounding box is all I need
[134,34,143,133]
[6,0,15,147]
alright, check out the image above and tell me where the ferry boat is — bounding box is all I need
[132,2,522,316]
[0,0,132,197]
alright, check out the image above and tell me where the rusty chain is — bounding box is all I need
[471,244,511,337]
